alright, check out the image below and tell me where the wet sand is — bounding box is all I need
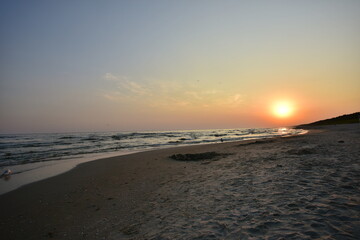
[0,124,359,239]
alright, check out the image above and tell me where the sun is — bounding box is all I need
[272,101,294,118]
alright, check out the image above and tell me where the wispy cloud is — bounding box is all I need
[103,73,152,96]
[224,94,244,106]
[185,91,202,100]
[104,72,120,81]
[101,73,245,110]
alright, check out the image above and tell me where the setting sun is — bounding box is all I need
[272,101,294,118]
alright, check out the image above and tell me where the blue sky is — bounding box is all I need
[1,0,359,133]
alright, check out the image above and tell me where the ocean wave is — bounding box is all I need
[0,128,305,167]
[111,132,180,141]
[58,136,76,139]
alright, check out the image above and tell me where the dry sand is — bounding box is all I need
[0,124,359,239]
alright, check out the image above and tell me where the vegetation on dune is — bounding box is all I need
[297,112,360,128]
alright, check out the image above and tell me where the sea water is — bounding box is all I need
[0,128,304,167]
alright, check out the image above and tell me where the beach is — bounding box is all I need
[0,124,359,239]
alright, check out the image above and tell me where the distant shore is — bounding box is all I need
[0,124,359,239]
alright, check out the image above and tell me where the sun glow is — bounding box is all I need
[272,101,294,118]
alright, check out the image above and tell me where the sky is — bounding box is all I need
[1,0,359,133]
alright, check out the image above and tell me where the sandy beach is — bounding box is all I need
[0,124,359,239]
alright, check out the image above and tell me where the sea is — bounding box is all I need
[0,127,306,194]
[0,127,305,167]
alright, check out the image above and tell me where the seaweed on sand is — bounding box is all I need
[170,152,229,161]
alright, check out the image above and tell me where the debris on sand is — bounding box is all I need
[170,152,228,161]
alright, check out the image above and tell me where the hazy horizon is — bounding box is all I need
[0,111,357,135]
[1,1,359,134]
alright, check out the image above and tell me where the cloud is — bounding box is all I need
[101,73,245,110]
[227,94,244,105]
[185,91,202,100]
[104,72,121,81]
[123,81,152,96]
[103,93,121,101]
[103,72,152,97]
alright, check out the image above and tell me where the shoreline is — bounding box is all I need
[0,124,359,239]
[0,130,307,196]
[0,150,139,195]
